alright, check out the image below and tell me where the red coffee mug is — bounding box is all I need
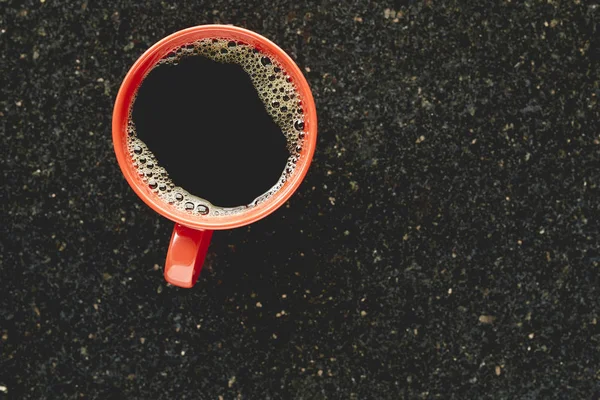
[112,25,317,288]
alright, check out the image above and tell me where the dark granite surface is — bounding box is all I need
[2,0,600,398]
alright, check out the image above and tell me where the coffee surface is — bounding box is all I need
[127,39,306,216]
[132,55,288,207]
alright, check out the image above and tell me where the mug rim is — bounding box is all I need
[112,25,317,230]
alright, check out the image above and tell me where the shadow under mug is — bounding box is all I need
[112,25,317,288]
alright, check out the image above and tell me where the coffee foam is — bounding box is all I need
[126,38,307,216]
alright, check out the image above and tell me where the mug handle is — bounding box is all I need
[164,223,213,288]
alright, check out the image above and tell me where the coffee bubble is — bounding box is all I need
[128,38,308,216]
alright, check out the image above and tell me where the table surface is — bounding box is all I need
[2,1,599,399]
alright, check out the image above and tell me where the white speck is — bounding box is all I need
[256,302,262,308]
[16,101,22,107]
[0,385,7,393]
[539,228,545,234]
[328,197,336,205]
[317,370,323,377]
[372,249,382,263]
[527,346,531,351]
[281,294,287,299]
[181,350,186,356]
[448,288,453,295]
[415,135,425,144]
[228,376,236,387]
[305,66,311,72]
[525,152,531,161]
[528,333,535,339]
[360,311,367,317]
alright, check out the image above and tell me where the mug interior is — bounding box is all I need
[112,25,317,230]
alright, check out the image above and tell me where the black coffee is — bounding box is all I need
[127,39,305,215]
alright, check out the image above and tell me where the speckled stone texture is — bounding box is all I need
[2,1,600,399]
